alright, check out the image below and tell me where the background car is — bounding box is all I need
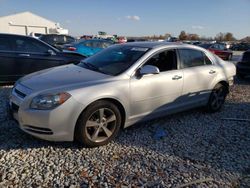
[236,50,250,78]
[63,39,114,57]
[39,34,76,50]
[230,43,250,51]
[9,42,235,147]
[0,34,85,83]
[199,43,233,60]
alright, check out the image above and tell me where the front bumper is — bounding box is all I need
[9,86,84,142]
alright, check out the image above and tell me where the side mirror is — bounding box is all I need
[47,49,56,56]
[139,65,160,76]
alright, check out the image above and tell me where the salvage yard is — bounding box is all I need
[0,76,249,187]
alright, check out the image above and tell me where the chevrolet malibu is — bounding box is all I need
[9,42,236,147]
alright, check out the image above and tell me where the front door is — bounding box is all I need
[129,49,184,120]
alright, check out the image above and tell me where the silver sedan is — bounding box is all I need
[9,42,236,147]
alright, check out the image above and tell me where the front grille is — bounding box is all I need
[11,103,19,112]
[14,88,26,98]
[23,125,53,135]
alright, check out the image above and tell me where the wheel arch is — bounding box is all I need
[74,98,127,140]
[217,80,229,93]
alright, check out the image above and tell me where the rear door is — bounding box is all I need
[178,48,218,106]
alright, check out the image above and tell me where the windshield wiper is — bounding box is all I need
[83,62,99,70]
[82,62,108,75]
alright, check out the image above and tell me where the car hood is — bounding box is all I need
[19,64,111,92]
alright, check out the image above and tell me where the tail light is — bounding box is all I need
[68,47,76,51]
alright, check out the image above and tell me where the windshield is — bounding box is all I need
[78,45,150,76]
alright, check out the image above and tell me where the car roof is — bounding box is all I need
[79,39,113,43]
[0,33,33,38]
[122,41,191,49]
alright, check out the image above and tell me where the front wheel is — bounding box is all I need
[75,100,121,147]
[206,84,228,113]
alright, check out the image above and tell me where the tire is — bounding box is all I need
[75,100,121,147]
[206,84,228,113]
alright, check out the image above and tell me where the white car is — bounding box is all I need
[9,42,236,147]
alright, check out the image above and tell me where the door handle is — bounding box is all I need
[172,75,182,80]
[18,54,30,57]
[209,70,216,74]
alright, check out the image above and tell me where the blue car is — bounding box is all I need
[64,39,114,57]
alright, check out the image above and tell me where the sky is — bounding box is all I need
[0,0,249,39]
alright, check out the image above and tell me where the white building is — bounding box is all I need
[0,11,68,35]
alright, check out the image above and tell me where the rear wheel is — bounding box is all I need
[75,100,121,147]
[206,84,228,113]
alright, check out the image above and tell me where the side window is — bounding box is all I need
[179,49,212,68]
[103,42,112,48]
[14,38,50,53]
[204,54,213,65]
[144,50,177,72]
[219,44,225,50]
[66,36,75,43]
[0,37,12,51]
[83,41,93,47]
[96,42,111,48]
[93,41,101,48]
[211,44,218,49]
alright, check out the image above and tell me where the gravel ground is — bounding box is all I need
[0,78,250,188]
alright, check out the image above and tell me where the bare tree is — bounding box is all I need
[179,31,188,40]
[224,32,236,41]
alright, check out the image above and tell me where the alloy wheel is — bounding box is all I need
[85,108,117,143]
[210,87,226,111]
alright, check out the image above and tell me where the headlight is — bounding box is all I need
[30,92,71,110]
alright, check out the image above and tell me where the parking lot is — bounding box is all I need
[0,54,249,187]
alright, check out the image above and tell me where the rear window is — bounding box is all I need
[242,52,250,62]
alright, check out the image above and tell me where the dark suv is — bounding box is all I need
[39,34,76,50]
[0,34,85,84]
[236,50,250,79]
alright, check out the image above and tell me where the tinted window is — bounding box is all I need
[179,49,211,68]
[211,44,219,49]
[66,36,75,43]
[218,44,225,50]
[14,38,50,53]
[82,41,93,47]
[0,37,12,51]
[204,55,213,65]
[96,41,112,48]
[145,50,177,72]
[79,45,149,75]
